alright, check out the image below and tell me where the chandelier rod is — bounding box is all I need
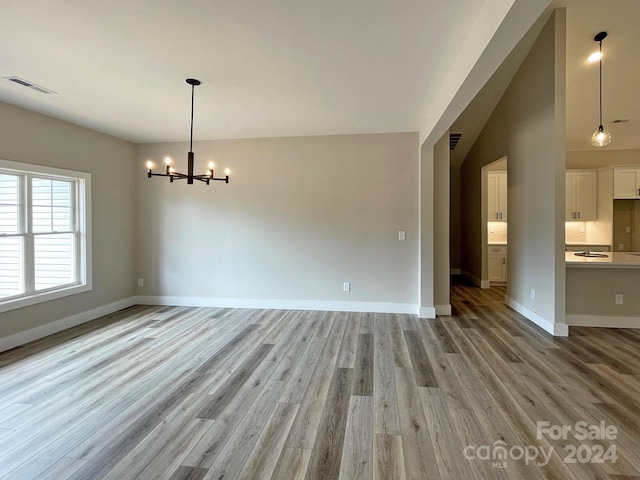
[190,80,195,153]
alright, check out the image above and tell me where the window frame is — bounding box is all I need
[0,159,92,313]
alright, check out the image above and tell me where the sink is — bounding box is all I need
[574,252,608,258]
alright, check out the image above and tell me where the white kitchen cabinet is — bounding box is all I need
[488,246,507,283]
[565,170,597,221]
[613,166,640,199]
[488,172,507,222]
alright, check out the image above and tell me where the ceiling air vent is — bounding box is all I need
[3,76,58,95]
[450,132,462,150]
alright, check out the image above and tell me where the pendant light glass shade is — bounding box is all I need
[591,125,611,147]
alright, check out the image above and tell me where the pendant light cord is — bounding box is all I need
[596,40,603,130]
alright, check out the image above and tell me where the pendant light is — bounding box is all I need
[146,78,230,185]
[591,32,611,147]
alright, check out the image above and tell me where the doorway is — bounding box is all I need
[482,157,508,288]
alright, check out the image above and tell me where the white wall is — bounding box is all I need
[0,101,137,341]
[459,10,567,334]
[135,133,419,312]
[433,133,451,313]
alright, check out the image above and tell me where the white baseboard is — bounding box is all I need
[567,314,640,329]
[461,270,488,289]
[0,297,137,353]
[135,295,417,315]
[1,294,437,353]
[505,296,568,337]
[418,306,436,319]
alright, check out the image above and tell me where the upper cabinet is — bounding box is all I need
[488,172,507,222]
[613,166,640,199]
[566,170,597,221]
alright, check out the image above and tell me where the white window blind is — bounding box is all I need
[0,173,23,298]
[32,178,75,291]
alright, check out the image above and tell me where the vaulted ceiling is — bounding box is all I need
[0,0,495,143]
[4,1,633,154]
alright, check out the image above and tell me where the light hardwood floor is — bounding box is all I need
[0,281,639,479]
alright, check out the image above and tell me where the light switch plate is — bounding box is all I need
[398,231,406,240]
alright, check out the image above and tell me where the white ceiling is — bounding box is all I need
[564,0,640,151]
[5,1,634,152]
[450,0,640,163]
[0,0,491,144]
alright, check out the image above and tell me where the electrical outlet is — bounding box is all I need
[619,244,625,251]
[530,289,535,300]
[343,282,351,292]
[398,230,406,240]
[138,278,144,287]
[579,225,585,233]
[490,225,495,233]
[626,226,632,233]
[615,294,623,305]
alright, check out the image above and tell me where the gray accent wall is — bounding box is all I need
[135,133,419,308]
[0,101,137,338]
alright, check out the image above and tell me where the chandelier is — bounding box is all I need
[146,78,230,184]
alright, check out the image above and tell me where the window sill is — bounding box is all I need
[0,283,92,314]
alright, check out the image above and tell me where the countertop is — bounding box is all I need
[565,243,611,247]
[566,251,640,268]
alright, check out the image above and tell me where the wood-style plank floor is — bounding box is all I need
[1,280,639,479]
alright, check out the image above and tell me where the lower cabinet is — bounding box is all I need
[488,246,507,283]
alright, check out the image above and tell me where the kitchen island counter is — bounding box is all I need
[565,251,640,268]
[566,252,640,328]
